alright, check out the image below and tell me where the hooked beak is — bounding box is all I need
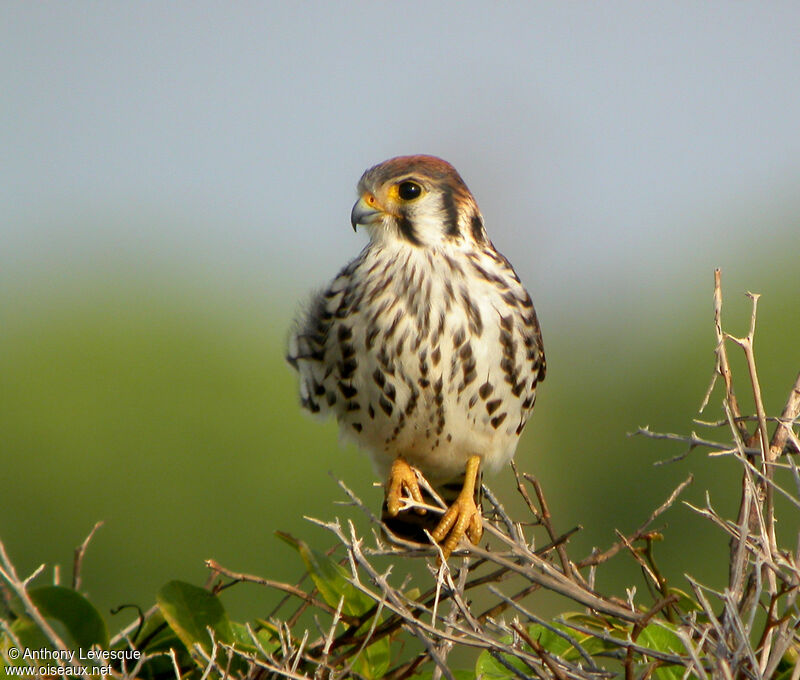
[350,194,383,231]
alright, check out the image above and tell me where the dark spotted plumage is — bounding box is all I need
[288,155,545,489]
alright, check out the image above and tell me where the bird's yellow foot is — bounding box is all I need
[385,457,426,516]
[431,455,483,559]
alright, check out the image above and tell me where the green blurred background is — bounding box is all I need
[2,3,799,630]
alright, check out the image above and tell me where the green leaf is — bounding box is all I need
[10,586,109,652]
[157,581,233,659]
[546,617,620,660]
[473,620,620,678]
[637,622,683,654]
[404,587,422,601]
[277,533,390,679]
[111,610,178,653]
[412,670,474,680]
[229,621,279,658]
[276,532,373,616]
[569,632,616,658]
[667,587,702,614]
[527,623,573,657]
[561,611,627,633]
[7,617,51,656]
[2,588,107,678]
[352,633,391,680]
[2,622,50,675]
[123,610,191,678]
[475,648,531,679]
[134,610,189,664]
[637,622,685,680]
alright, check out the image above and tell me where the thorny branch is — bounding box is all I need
[249,269,796,680]
[635,269,800,679]
[210,448,695,679]
[2,269,798,680]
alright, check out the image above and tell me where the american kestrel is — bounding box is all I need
[287,156,545,558]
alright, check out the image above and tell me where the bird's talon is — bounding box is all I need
[431,492,483,560]
[386,457,426,516]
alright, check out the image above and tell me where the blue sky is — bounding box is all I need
[3,3,799,314]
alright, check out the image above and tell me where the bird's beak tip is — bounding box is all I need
[350,195,381,231]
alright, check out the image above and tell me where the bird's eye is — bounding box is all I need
[397,181,422,201]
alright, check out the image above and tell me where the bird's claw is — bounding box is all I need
[386,457,426,516]
[385,454,483,560]
[431,491,483,560]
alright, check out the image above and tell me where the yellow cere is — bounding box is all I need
[386,185,401,203]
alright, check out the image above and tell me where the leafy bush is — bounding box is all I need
[2,270,798,679]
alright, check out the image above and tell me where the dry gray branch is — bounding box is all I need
[4,269,799,680]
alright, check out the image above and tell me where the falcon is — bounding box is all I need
[287,155,545,558]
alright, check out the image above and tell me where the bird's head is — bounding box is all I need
[350,155,488,248]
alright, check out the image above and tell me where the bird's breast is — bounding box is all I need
[317,244,543,482]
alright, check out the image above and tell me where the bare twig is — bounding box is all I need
[700,269,747,439]
[205,559,361,627]
[486,586,600,671]
[513,463,578,584]
[0,540,87,676]
[770,372,800,459]
[466,542,638,622]
[72,520,104,591]
[18,268,786,680]
[577,474,693,569]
